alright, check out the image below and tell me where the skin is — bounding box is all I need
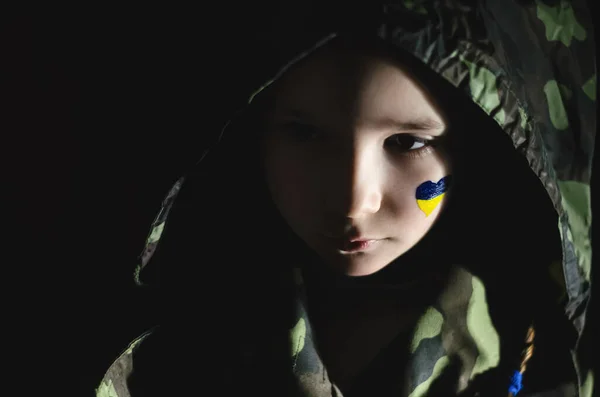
[262,46,452,277]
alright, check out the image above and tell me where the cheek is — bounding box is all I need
[386,156,451,223]
[264,150,318,220]
[414,175,452,217]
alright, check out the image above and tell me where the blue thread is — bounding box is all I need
[508,371,523,395]
[415,176,452,200]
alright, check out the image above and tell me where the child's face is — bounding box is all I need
[263,48,451,276]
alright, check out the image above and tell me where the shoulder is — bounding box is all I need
[93,323,249,396]
[95,328,155,397]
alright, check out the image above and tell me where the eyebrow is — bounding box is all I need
[274,107,446,133]
[374,116,446,133]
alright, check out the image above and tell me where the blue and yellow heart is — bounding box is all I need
[416,176,452,216]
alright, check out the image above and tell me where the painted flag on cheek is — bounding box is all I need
[416,176,452,216]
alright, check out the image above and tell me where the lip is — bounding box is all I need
[321,233,382,253]
[338,239,379,253]
[321,230,369,241]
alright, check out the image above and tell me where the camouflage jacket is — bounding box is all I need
[97,1,595,396]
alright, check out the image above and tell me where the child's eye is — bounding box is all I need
[279,122,322,142]
[385,134,430,152]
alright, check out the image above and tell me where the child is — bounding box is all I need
[96,2,595,396]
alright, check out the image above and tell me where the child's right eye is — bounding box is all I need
[279,121,322,142]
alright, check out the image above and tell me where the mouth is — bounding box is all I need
[338,239,380,253]
[320,232,384,254]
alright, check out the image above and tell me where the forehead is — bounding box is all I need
[270,46,448,130]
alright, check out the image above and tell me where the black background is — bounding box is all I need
[3,4,273,395]
[2,4,598,397]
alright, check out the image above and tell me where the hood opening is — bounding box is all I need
[138,30,570,328]
[146,31,565,308]
[125,3,594,392]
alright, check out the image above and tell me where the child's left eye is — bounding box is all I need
[385,134,430,152]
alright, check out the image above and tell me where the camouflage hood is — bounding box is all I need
[98,1,595,396]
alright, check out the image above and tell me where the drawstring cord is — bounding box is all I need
[508,325,535,396]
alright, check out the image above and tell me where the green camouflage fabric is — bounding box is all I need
[97,1,595,396]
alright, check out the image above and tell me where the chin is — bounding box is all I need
[329,255,393,277]
[333,242,423,276]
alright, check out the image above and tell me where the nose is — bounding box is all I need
[336,146,383,219]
